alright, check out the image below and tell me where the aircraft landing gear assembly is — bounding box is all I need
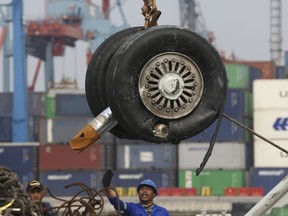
[69,0,227,152]
[70,25,227,151]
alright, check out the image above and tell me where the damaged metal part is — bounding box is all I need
[69,107,117,152]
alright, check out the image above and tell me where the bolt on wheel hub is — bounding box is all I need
[139,52,204,119]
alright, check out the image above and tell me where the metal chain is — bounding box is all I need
[142,0,161,28]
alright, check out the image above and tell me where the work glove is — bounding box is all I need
[102,169,114,188]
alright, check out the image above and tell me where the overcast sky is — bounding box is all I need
[1,0,287,91]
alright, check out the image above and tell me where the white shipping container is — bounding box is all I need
[254,139,288,167]
[254,109,288,140]
[253,79,288,110]
[178,142,249,169]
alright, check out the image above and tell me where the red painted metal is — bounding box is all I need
[0,26,7,52]
[250,187,264,196]
[28,59,42,92]
[39,143,105,171]
[26,19,83,58]
[224,187,237,196]
[102,0,110,19]
[185,188,197,196]
[170,187,186,196]
[86,48,93,65]
[26,20,83,39]
[158,188,172,196]
[237,187,251,196]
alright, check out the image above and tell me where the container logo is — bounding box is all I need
[47,174,72,180]
[273,117,288,130]
[258,170,285,176]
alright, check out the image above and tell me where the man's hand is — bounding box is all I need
[102,169,114,188]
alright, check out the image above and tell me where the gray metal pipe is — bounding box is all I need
[244,175,288,216]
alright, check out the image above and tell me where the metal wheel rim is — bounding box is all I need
[139,52,204,119]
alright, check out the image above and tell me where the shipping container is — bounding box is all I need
[178,169,246,196]
[17,171,38,189]
[112,169,177,188]
[224,60,275,79]
[116,143,177,170]
[28,116,40,142]
[241,60,275,79]
[253,79,288,110]
[250,168,288,194]
[40,170,103,197]
[39,143,105,171]
[275,66,288,79]
[55,94,92,117]
[0,116,12,142]
[28,92,46,116]
[254,109,288,140]
[46,89,86,118]
[178,142,252,170]
[46,96,55,118]
[105,142,117,170]
[186,115,253,143]
[254,139,288,167]
[39,116,93,143]
[225,63,261,90]
[0,143,39,172]
[0,93,12,115]
[224,89,253,117]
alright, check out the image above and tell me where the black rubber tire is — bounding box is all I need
[85,27,144,139]
[106,25,227,144]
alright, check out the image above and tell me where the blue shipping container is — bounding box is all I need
[187,115,253,142]
[112,170,177,188]
[17,171,38,189]
[28,116,40,142]
[28,92,46,116]
[116,143,177,170]
[250,168,288,194]
[55,94,92,116]
[275,66,288,79]
[40,170,103,197]
[0,143,39,172]
[249,66,262,90]
[0,116,12,142]
[39,117,93,143]
[0,93,13,115]
[224,89,252,117]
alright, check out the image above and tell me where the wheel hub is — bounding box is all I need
[139,52,204,119]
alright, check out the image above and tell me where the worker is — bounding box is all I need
[26,180,58,216]
[102,169,170,215]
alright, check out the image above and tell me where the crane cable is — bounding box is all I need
[223,113,288,154]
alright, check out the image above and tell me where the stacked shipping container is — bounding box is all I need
[2,63,288,198]
[252,80,288,194]
[178,63,262,196]
[38,89,110,196]
[114,139,178,196]
[0,143,39,187]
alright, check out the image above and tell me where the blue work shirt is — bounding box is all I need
[42,202,58,216]
[108,197,170,216]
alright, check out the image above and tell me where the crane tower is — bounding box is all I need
[179,0,214,43]
[270,0,283,65]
